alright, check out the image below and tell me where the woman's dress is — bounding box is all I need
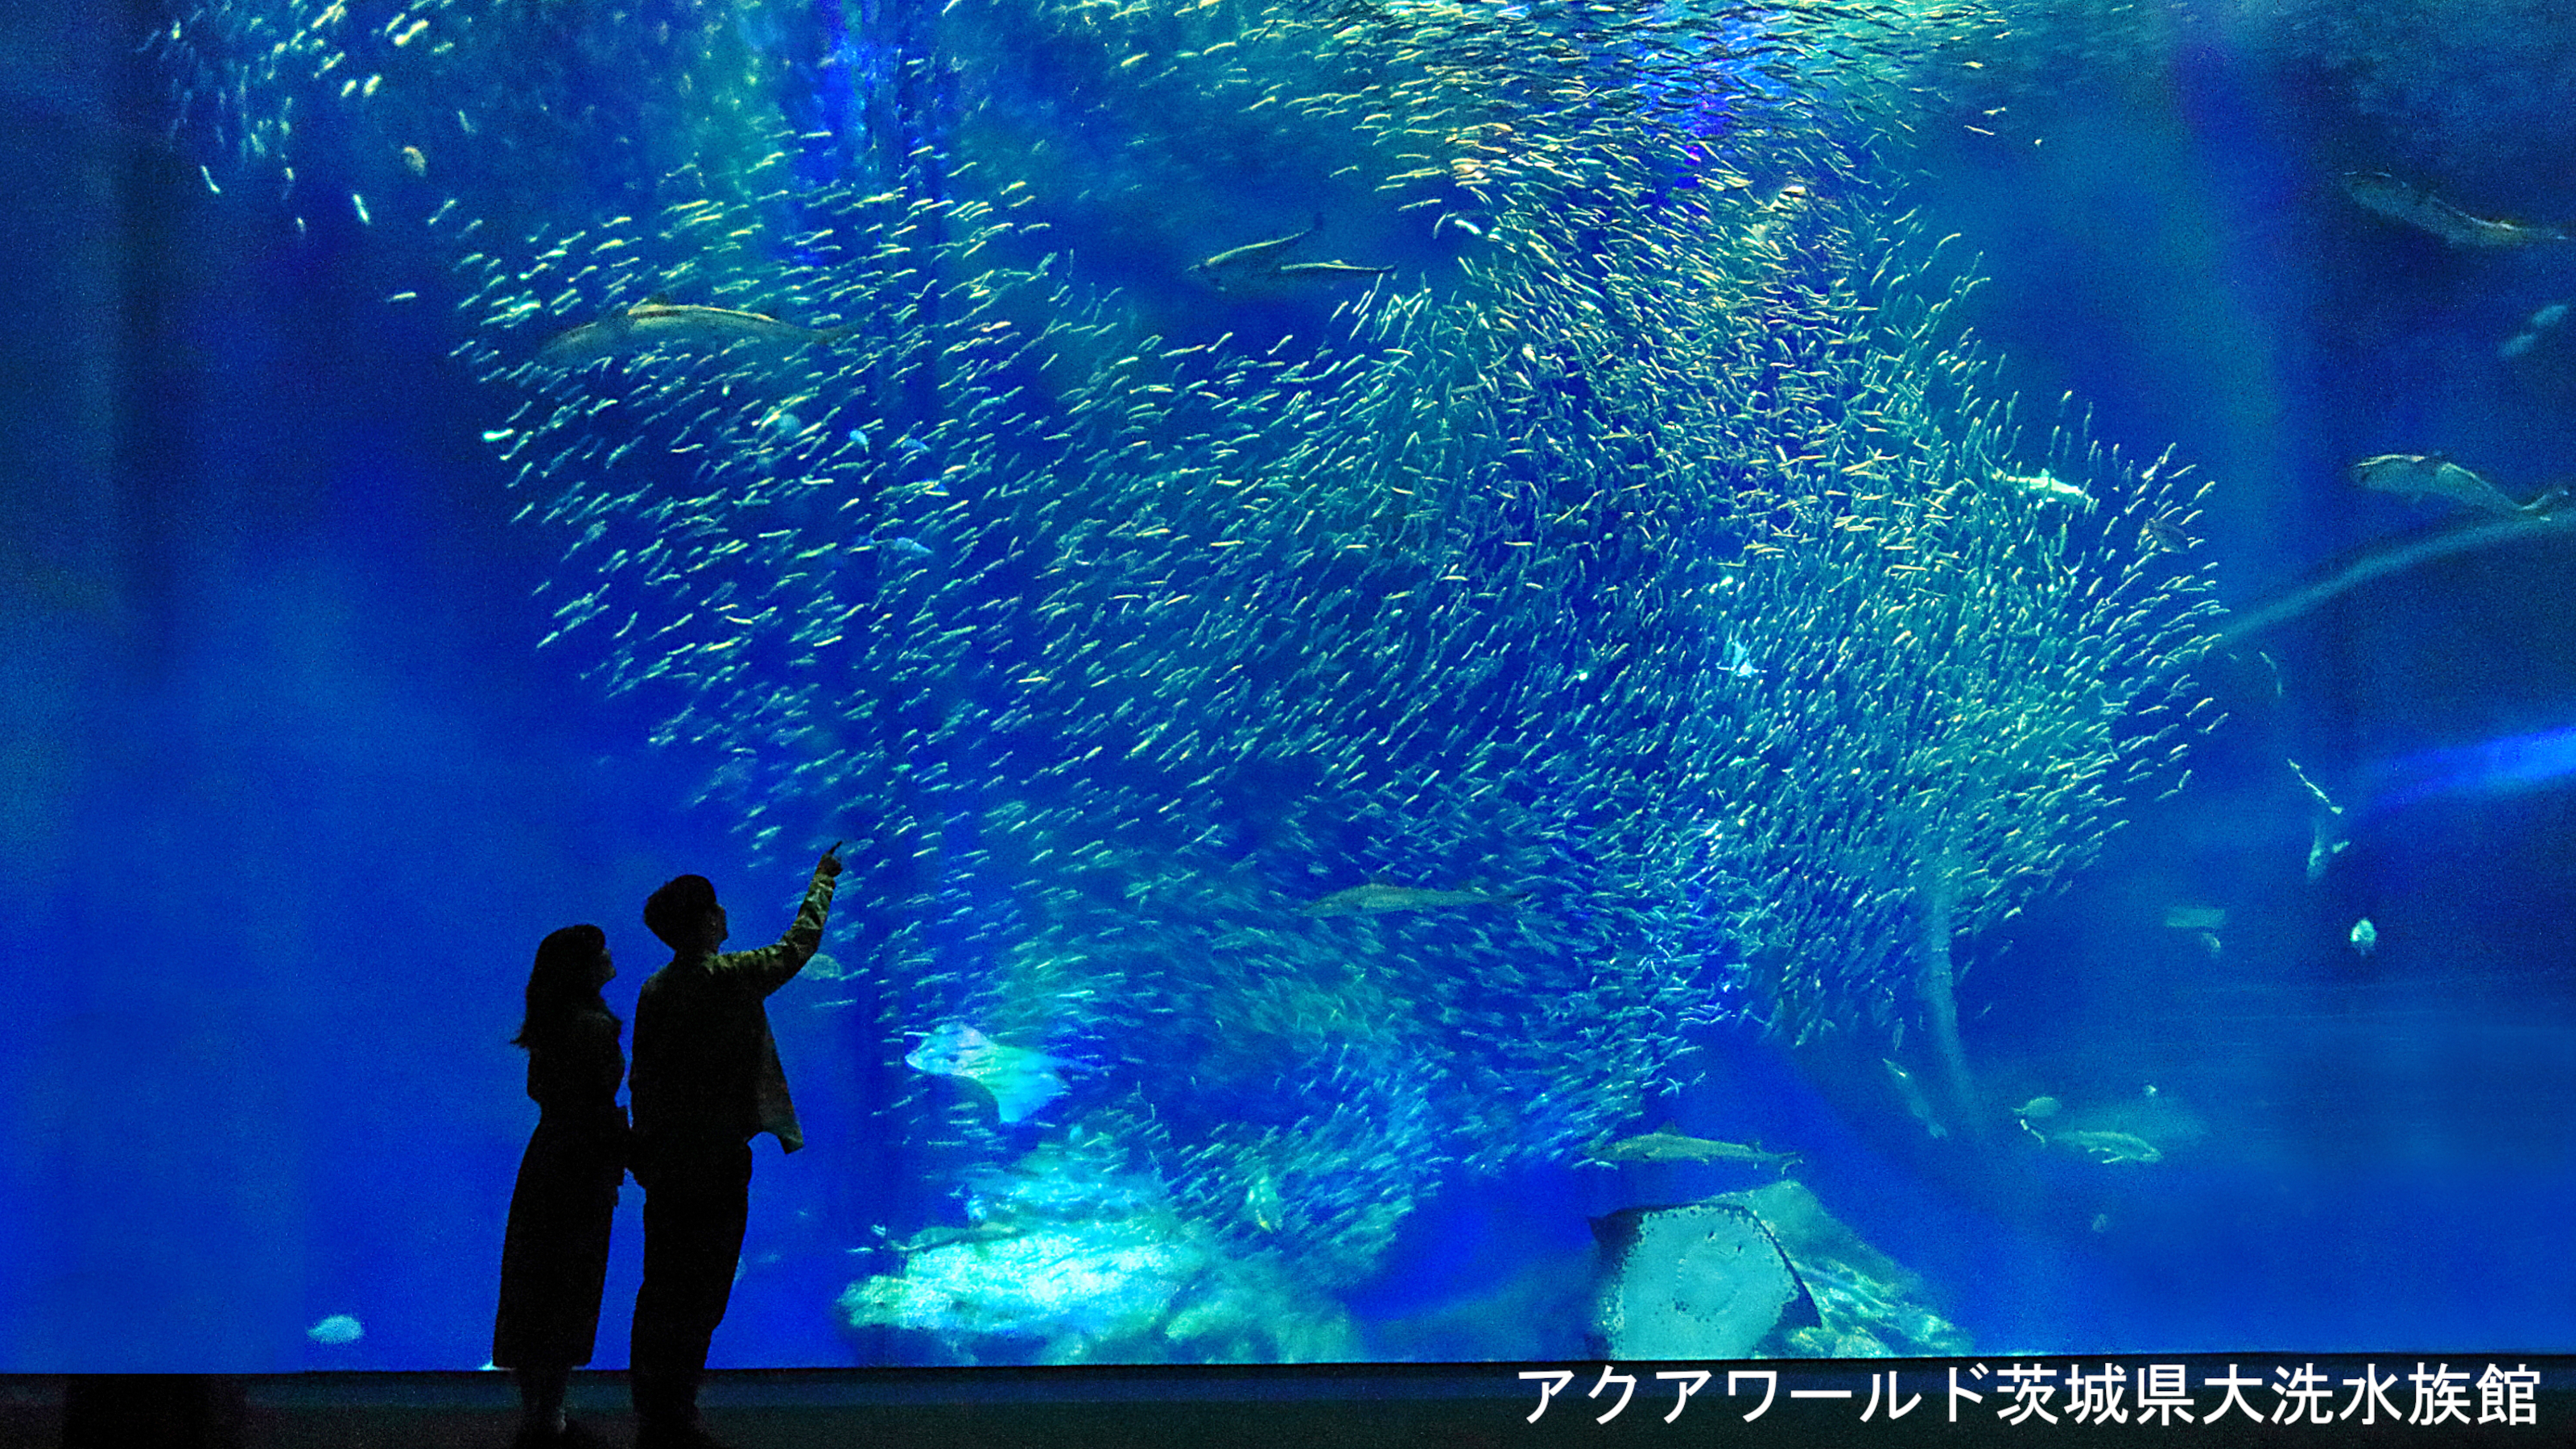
[493,1009,628,1368]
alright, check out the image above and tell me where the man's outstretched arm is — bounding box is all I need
[711,845,843,995]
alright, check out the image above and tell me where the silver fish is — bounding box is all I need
[1883,1057,1948,1138]
[539,298,846,363]
[2288,758,2347,881]
[1187,214,1324,290]
[1301,882,1528,916]
[2352,453,2559,518]
[882,1221,1029,1255]
[2050,1129,2162,1164]
[1188,218,1394,292]
[2342,171,2566,248]
[1585,1123,1799,1170]
[1272,261,1397,283]
[1994,468,2091,509]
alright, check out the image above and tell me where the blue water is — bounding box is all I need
[6,0,2576,1372]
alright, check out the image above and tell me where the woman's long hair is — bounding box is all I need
[514,923,617,1049]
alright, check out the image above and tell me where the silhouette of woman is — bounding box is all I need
[493,924,629,1447]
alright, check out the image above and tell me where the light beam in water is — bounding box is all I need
[2367,723,2576,814]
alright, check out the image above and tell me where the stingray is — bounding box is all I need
[902,1022,1073,1124]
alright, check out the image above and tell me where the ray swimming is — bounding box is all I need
[902,1022,1075,1125]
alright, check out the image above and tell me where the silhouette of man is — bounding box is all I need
[627,847,841,1449]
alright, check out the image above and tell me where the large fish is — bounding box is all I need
[1585,1123,1799,1171]
[1188,216,1393,293]
[1300,882,1528,916]
[2047,1129,2163,1165]
[902,1022,1073,1124]
[539,297,847,364]
[1273,261,1397,283]
[2351,453,2561,518]
[1187,214,1324,290]
[2341,171,2567,249]
[881,1220,1030,1255]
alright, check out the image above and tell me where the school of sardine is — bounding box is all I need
[167,0,2223,1314]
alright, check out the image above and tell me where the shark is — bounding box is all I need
[2351,453,2562,518]
[1300,882,1529,916]
[1274,261,1397,283]
[1585,1124,1800,1172]
[2342,171,2568,249]
[1188,216,1393,293]
[539,297,847,364]
[879,1220,1030,1256]
[2046,1129,2163,1165]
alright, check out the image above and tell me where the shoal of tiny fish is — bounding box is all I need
[167,0,2223,1297]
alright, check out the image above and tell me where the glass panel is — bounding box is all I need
[3,0,2570,1370]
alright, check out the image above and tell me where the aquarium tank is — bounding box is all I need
[5,0,2576,1373]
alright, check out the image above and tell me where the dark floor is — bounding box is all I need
[11,1360,2575,1449]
